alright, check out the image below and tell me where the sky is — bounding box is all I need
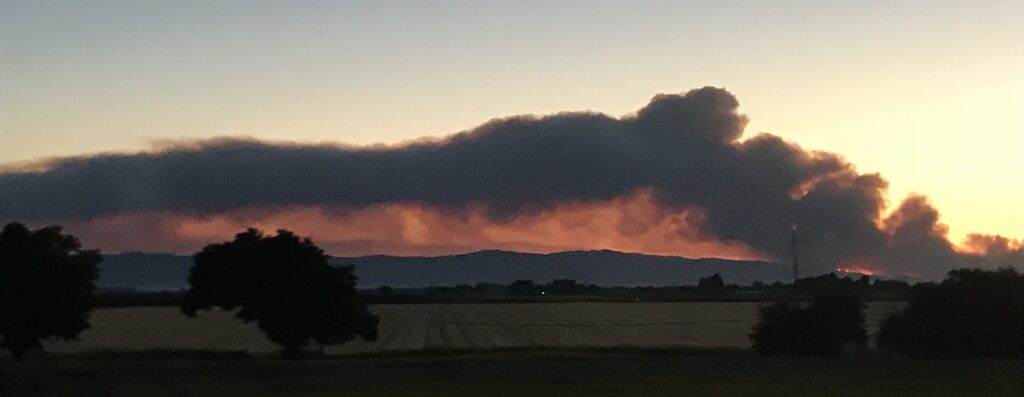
[1,1,1022,275]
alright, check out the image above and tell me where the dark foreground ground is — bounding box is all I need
[3,348,1021,397]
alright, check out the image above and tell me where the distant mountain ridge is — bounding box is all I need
[98,250,789,290]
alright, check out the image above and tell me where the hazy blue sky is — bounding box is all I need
[2,0,1022,242]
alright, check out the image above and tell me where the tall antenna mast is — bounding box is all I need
[790,224,799,282]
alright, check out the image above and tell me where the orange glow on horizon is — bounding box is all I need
[63,191,764,260]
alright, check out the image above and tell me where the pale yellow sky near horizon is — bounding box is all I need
[2,1,1022,245]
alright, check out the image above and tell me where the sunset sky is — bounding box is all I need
[1,1,1022,274]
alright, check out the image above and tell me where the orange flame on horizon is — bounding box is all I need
[835,265,877,276]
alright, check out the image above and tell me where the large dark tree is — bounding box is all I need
[181,228,378,355]
[0,223,100,360]
[878,267,1023,357]
[750,292,867,356]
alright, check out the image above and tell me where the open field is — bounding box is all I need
[4,349,1020,397]
[11,303,1021,396]
[46,302,904,354]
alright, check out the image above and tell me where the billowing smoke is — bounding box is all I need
[1,87,1018,278]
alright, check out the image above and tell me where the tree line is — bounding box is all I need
[92,269,915,307]
[1,222,1020,362]
[751,267,1023,357]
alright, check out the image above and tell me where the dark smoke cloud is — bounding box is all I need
[1,87,1018,278]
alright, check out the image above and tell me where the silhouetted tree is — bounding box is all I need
[0,223,100,360]
[181,228,378,355]
[871,278,911,291]
[474,282,501,292]
[793,273,862,296]
[548,279,584,295]
[750,292,866,356]
[507,279,540,295]
[697,273,725,290]
[878,267,1023,357]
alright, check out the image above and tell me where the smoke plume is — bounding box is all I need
[1,87,1018,278]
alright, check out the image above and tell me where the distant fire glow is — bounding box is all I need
[59,191,763,259]
[835,265,877,276]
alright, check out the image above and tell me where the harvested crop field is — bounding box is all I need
[46,302,903,354]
